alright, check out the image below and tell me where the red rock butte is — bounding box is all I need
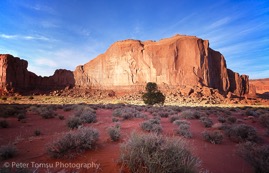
[0,34,249,97]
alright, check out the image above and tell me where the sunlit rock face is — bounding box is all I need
[74,34,249,96]
[0,54,74,93]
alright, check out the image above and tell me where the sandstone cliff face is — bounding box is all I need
[0,35,250,97]
[0,54,74,93]
[250,78,269,94]
[74,35,248,96]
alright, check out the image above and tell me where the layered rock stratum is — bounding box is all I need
[0,35,250,99]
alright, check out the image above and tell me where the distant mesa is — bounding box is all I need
[0,34,250,98]
[0,54,74,94]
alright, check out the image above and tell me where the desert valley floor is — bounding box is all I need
[0,96,269,173]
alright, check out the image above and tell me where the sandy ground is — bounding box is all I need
[1,106,268,173]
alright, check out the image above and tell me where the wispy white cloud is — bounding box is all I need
[207,17,231,30]
[0,34,17,39]
[28,64,56,77]
[40,21,59,28]
[23,3,56,15]
[247,69,269,79]
[34,58,58,68]
[0,33,52,41]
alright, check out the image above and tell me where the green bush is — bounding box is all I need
[120,133,200,173]
[238,142,269,173]
[47,127,99,158]
[202,130,223,144]
[0,144,17,160]
[142,82,165,105]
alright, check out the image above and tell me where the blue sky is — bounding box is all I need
[0,0,268,79]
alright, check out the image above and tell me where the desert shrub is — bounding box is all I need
[230,108,237,112]
[176,124,192,138]
[58,115,65,120]
[173,120,190,126]
[112,117,119,122]
[169,114,181,123]
[47,127,99,158]
[0,105,27,118]
[1,97,7,101]
[258,114,269,128]
[227,124,258,143]
[112,107,145,120]
[142,82,165,105]
[150,107,177,118]
[167,106,182,112]
[0,144,17,160]
[140,119,162,134]
[200,117,213,128]
[181,110,202,119]
[120,133,200,173]
[223,109,232,116]
[0,120,9,128]
[238,142,269,173]
[108,124,121,141]
[34,130,41,136]
[218,116,226,123]
[227,116,237,123]
[63,105,73,111]
[67,117,82,129]
[246,109,258,117]
[74,105,95,116]
[158,111,170,118]
[80,111,97,123]
[17,113,26,121]
[202,130,223,144]
[35,106,57,119]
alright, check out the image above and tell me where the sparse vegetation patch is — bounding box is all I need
[47,127,99,158]
[120,133,200,173]
[238,142,269,173]
[140,118,162,134]
[202,130,223,144]
[0,144,17,160]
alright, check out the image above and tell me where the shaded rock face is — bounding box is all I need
[74,35,248,96]
[0,54,75,93]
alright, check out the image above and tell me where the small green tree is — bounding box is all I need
[142,82,165,105]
